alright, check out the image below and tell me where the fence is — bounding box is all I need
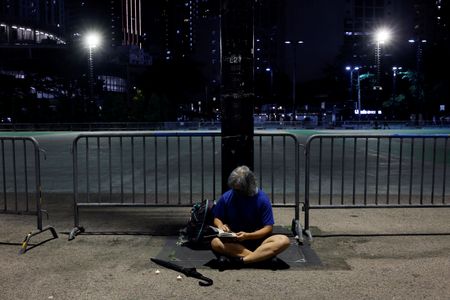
[70,132,301,241]
[0,137,57,254]
[303,134,450,238]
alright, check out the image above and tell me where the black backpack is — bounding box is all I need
[178,199,216,247]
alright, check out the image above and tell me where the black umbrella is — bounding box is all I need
[150,258,213,286]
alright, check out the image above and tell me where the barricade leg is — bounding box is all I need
[19,225,58,255]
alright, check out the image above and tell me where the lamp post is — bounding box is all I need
[285,40,304,117]
[374,28,391,90]
[265,67,273,101]
[392,66,402,101]
[84,32,101,105]
[408,39,427,74]
[346,66,361,121]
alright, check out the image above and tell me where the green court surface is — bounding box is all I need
[0,131,70,137]
[286,128,450,137]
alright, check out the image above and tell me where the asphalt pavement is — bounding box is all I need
[1,129,450,299]
[1,193,449,299]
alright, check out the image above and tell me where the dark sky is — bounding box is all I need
[285,0,345,82]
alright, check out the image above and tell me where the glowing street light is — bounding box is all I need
[374,28,391,90]
[375,29,391,44]
[85,32,101,49]
[84,32,102,104]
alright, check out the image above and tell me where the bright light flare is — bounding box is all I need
[85,32,101,49]
[374,28,391,44]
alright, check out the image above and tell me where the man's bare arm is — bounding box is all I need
[236,225,273,241]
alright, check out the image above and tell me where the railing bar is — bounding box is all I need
[212,136,216,200]
[397,138,403,204]
[319,138,323,205]
[442,138,448,204]
[23,140,29,212]
[431,137,437,204]
[85,137,90,203]
[108,137,112,202]
[131,136,135,203]
[34,138,42,230]
[409,138,414,205]
[375,138,380,205]
[341,137,345,205]
[387,137,392,205]
[1,140,6,211]
[420,138,425,204]
[178,136,181,205]
[283,136,286,204]
[364,137,368,205]
[352,137,356,205]
[166,136,169,204]
[154,137,158,204]
[73,138,79,226]
[12,140,17,212]
[259,136,263,190]
[97,137,101,203]
[330,138,334,205]
[271,136,274,202]
[143,137,147,204]
[201,137,205,200]
[120,137,124,203]
[189,136,193,204]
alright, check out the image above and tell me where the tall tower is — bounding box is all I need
[65,0,142,48]
[120,0,142,47]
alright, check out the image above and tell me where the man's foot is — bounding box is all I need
[217,256,229,272]
[217,256,244,271]
[229,256,244,269]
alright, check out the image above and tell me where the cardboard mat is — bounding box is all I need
[154,236,321,270]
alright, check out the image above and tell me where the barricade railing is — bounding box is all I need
[70,132,301,241]
[0,137,58,254]
[303,134,450,239]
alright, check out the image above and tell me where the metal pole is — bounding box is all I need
[357,69,361,122]
[89,47,94,101]
[376,41,380,87]
[292,47,296,116]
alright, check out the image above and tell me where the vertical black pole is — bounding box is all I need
[220,0,255,193]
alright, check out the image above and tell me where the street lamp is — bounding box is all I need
[408,39,427,73]
[84,32,101,104]
[285,40,304,117]
[346,66,361,121]
[374,28,391,90]
[392,66,402,100]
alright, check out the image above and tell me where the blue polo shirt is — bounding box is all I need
[213,189,274,233]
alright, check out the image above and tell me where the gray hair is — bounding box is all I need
[227,165,258,197]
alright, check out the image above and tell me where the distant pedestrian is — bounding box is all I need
[383,117,390,129]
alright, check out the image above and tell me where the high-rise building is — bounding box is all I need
[0,0,65,42]
[343,0,399,67]
[0,0,65,33]
[65,0,142,48]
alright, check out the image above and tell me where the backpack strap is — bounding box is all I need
[195,199,210,241]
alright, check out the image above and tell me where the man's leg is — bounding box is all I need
[211,237,252,258]
[211,234,290,264]
[241,234,290,264]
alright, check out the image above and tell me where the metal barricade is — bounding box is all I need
[70,132,301,241]
[0,137,58,254]
[303,134,450,239]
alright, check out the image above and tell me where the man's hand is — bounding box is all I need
[235,232,248,241]
[220,224,230,232]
